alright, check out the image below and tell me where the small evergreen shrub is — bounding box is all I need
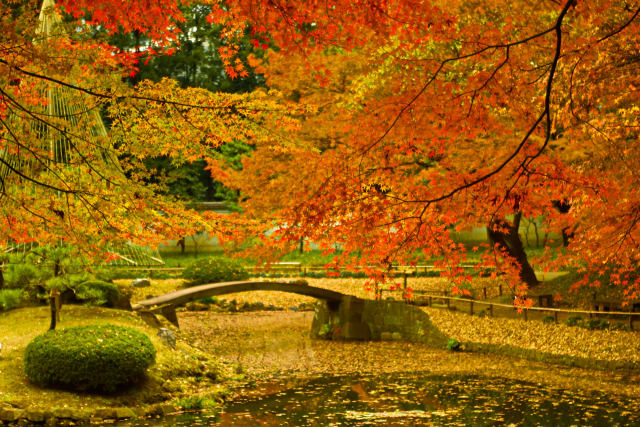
[447,338,461,351]
[585,319,609,330]
[199,296,219,305]
[611,322,631,331]
[73,280,120,306]
[182,257,249,286]
[24,324,156,392]
[541,316,556,324]
[476,309,487,318]
[0,289,22,311]
[565,315,583,327]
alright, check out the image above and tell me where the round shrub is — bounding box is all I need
[24,324,156,392]
[73,280,120,306]
[182,257,249,286]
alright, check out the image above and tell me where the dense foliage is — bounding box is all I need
[212,0,640,306]
[2,250,121,306]
[72,280,120,306]
[182,256,249,286]
[105,3,263,207]
[23,324,156,392]
[0,289,22,311]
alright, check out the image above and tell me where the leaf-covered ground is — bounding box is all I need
[423,307,640,363]
[177,311,640,399]
[129,277,640,365]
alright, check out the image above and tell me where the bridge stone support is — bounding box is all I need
[311,296,450,348]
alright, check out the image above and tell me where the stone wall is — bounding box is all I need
[311,296,450,348]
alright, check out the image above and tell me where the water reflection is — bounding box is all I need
[125,373,640,426]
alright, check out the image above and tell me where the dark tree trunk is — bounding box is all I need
[49,260,61,330]
[487,212,539,288]
[49,294,57,330]
[561,228,574,247]
[553,200,574,247]
[0,265,4,289]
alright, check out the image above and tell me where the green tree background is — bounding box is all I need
[106,3,265,206]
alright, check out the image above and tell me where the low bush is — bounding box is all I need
[585,319,609,330]
[73,280,120,306]
[199,296,219,305]
[476,309,487,318]
[611,322,631,331]
[565,315,583,327]
[182,257,249,286]
[23,324,156,392]
[541,316,556,324]
[0,289,22,311]
[175,396,219,410]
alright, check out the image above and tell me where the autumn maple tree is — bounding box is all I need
[2,0,640,305]
[207,0,640,304]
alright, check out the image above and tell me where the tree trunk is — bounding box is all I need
[487,212,539,289]
[49,294,57,330]
[49,260,61,330]
[553,200,574,247]
[561,228,574,247]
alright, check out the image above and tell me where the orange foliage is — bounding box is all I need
[2,0,640,301]
[217,0,640,300]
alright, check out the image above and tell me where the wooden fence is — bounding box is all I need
[410,293,640,330]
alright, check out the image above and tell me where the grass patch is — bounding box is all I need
[160,251,228,268]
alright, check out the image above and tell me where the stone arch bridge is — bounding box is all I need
[132,280,448,346]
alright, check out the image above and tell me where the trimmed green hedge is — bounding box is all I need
[182,257,249,286]
[24,324,156,392]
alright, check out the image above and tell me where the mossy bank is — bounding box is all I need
[0,306,232,425]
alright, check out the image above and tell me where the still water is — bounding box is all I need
[128,372,640,426]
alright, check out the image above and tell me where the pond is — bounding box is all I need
[127,372,640,426]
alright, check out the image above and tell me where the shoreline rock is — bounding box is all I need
[0,405,178,425]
